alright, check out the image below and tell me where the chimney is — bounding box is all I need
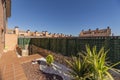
[96,28,99,31]
[14,26,19,35]
[26,29,30,36]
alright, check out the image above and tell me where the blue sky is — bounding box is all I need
[8,0,120,36]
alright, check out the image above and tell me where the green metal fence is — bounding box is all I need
[30,37,109,56]
[18,36,120,68]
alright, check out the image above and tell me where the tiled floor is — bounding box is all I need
[19,54,43,64]
[0,51,42,80]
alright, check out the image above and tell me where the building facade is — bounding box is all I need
[79,27,111,37]
[0,0,11,54]
[7,27,72,38]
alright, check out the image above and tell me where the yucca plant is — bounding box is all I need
[85,45,120,80]
[65,55,91,80]
[66,45,120,80]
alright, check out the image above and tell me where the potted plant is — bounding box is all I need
[46,54,54,66]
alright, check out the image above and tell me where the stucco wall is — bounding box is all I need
[0,0,4,54]
[5,34,18,51]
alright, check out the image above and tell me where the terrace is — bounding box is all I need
[0,50,55,80]
[1,0,120,80]
[0,51,27,80]
[0,48,71,80]
[1,36,120,80]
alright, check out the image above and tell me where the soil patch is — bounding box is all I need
[22,62,63,80]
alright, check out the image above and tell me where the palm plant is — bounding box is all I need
[66,45,120,80]
[65,55,91,80]
[85,45,120,80]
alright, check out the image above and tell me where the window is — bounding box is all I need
[1,29,5,43]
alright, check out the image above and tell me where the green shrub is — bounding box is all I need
[46,54,54,66]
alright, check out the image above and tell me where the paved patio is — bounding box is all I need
[0,51,42,80]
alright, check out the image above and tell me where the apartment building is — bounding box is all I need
[79,27,111,37]
[8,27,72,38]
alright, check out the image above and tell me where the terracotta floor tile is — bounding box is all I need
[5,68,13,72]
[0,51,27,80]
[14,68,22,71]
[3,77,14,80]
[14,64,21,67]
[14,66,21,69]
[15,72,24,76]
[16,77,27,80]
[4,70,14,75]
[3,73,14,79]
[15,69,24,73]
[14,68,21,71]
[0,50,43,80]
[2,74,14,80]
[15,74,26,79]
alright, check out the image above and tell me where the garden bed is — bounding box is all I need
[24,45,120,80]
[22,61,63,80]
[22,59,120,80]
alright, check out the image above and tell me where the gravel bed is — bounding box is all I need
[109,70,120,80]
[22,62,63,80]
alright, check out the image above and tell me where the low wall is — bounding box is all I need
[29,44,50,57]
[5,34,18,51]
[29,45,72,67]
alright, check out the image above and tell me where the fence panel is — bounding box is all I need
[18,36,120,68]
